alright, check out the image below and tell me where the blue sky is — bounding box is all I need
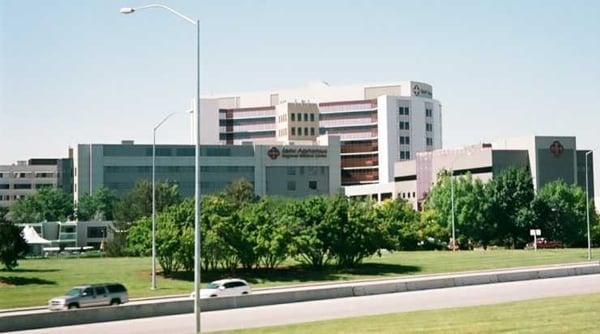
[1,0,599,194]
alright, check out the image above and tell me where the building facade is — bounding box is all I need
[382,135,594,209]
[198,81,443,187]
[73,137,341,201]
[0,157,73,207]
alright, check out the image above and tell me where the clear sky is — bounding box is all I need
[1,0,599,196]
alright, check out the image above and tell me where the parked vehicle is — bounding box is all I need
[525,238,563,250]
[190,279,251,298]
[48,283,128,310]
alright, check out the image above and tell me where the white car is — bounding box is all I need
[190,279,251,298]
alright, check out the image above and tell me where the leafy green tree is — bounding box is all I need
[456,175,495,249]
[530,180,590,247]
[487,168,535,248]
[326,196,383,267]
[287,196,331,268]
[253,197,291,269]
[126,216,152,256]
[222,178,258,208]
[113,180,180,224]
[77,187,118,221]
[200,195,237,271]
[418,209,449,249]
[375,199,420,250]
[7,187,73,224]
[0,222,29,271]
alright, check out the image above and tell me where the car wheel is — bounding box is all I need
[110,299,121,306]
[68,303,79,309]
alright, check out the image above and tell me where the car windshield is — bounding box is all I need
[206,283,220,289]
[65,288,82,297]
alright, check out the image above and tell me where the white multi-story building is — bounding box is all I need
[198,81,442,189]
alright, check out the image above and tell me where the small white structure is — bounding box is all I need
[21,225,51,256]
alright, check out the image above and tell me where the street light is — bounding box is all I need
[585,150,593,260]
[121,5,202,333]
[152,111,192,290]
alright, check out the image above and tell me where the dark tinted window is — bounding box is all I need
[83,287,94,296]
[106,284,127,293]
[94,287,106,295]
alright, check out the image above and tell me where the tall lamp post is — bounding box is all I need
[121,5,202,333]
[585,150,592,260]
[152,111,192,290]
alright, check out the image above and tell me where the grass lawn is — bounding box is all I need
[0,248,597,309]
[217,293,600,333]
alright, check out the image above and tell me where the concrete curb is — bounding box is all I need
[1,262,599,332]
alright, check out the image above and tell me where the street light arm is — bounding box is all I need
[153,111,191,131]
[124,4,197,25]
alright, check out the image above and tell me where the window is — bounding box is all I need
[426,123,432,131]
[426,137,433,146]
[413,192,416,198]
[405,108,410,115]
[426,109,432,117]
[310,113,315,121]
[94,287,106,296]
[82,287,94,297]
[400,136,405,144]
[88,226,107,238]
[406,151,410,159]
[0,184,9,189]
[399,122,404,130]
[287,167,296,175]
[0,173,3,178]
[309,181,318,190]
[297,113,302,121]
[406,136,410,144]
[291,127,296,136]
[398,107,404,115]
[310,127,315,136]
[405,122,410,129]
[297,127,302,136]
[287,181,296,191]
[304,113,308,122]
[400,151,405,159]
[291,113,295,121]
[304,127,308,136]
[14,184,32,189]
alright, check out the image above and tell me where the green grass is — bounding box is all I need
[217,293,600,333]
[0,248,597,309]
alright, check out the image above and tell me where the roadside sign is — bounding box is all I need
[530,229,541,251]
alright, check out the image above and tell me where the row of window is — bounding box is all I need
[287,166,328,176]
[399,122,410,130]
[425,108,433,117]
[104,166,254,174]
[400,191,417,199]
[0,194,26,201]
[400,151,411,160]
[0,172,55,179]
[0,183,52,190]
[290,113,317,122]
[400,136,410,145]
[291,127,316,137]
[398,107,410,115]
[103,146,255,157]
[426,123,433,132]
[286,180,319,191]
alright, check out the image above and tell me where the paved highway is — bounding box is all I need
[12,273,600,334]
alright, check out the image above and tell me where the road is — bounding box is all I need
[12,273,600,334]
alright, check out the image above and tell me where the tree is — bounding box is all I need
[200,195,237,271]
[77,187,118,221]
[222,178,258,208]
[287,196,331,268]
[113,180,181,224]
[7,187,73,224]
[487,168,535,248]
[375,199,420,250]
[126,216,152,256]
[456,175,495,249]
[252,197,291,269]
[326,196,383,267]
[0,222,29,271]
[530,180,590,247]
